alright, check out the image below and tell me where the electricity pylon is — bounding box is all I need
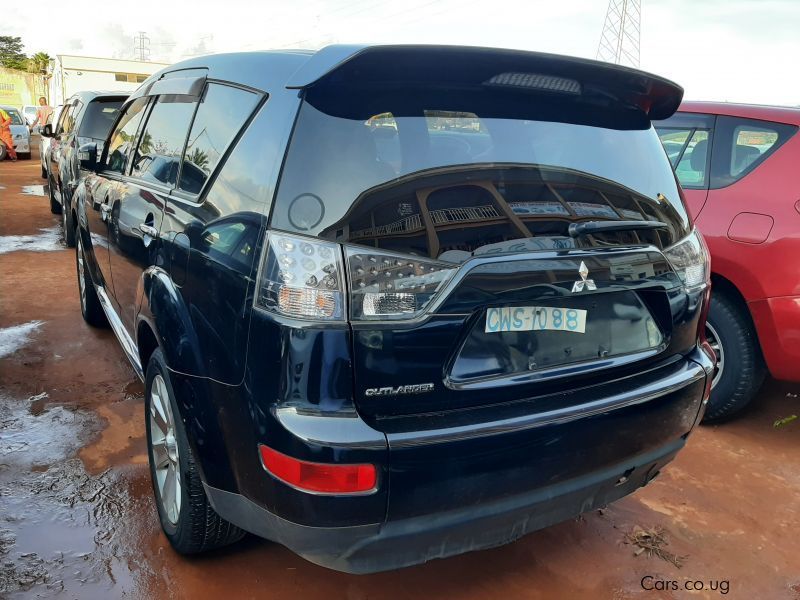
[596,0,641,68]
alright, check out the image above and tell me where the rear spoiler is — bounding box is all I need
[286,45,683,121]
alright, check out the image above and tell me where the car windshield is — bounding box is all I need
[272,88,690,256]
[78,99,124,141]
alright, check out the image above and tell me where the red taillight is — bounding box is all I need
[258,445,377,495]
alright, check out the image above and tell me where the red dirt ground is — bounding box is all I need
[1,149,798,599]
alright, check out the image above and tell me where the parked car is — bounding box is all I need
[21,104,38,129]
[72,46,714,573]
[40,104,64,179]
[0,105,31,160]
[41,91,126,246]
[656,102,800,421]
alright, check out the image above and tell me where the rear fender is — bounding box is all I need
[138,267,238,490]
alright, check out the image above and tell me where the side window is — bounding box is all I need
[130,94,198,187]
[711,116,797,188]
[104,97,150,175]
[656,127,711,189]
[55,104,73,135]
[177,83,260,196]
[62,101,83,135]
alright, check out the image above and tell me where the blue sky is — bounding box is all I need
[7,0,800,106]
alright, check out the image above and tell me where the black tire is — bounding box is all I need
[63,199,76,248]
[76,236,107,327]
[0,144,7,161]
[18,152,31,160]
[41,164,47,179]
[702,292,766,422]
[49,181,62,214]
[145,349,245,554]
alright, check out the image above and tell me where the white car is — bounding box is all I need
[22,105,38,130]
[0,106,31,160]
[39,104,63,178]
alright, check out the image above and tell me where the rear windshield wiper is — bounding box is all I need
[568,220,668,238]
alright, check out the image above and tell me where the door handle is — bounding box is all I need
[140,224,159,238]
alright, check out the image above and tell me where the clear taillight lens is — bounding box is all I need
[256,232,345,321]
[345,248,456,320]
[664,228,710,291]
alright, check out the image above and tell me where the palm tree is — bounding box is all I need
[26,51,51,74]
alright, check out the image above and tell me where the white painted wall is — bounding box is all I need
[49,55,170,105]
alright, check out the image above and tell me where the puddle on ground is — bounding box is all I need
[0,227,64,255]
[0,393,153,598]
[0,321,44,359]
[19,185,45,197]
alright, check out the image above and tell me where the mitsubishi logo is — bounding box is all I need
[571,261,597,293]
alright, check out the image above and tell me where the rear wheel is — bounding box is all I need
[702,292,766,422]
[48,181,61,215]
[145,349,245,554]
[0,144,7,161]
[76,236,107,327]
[62,200,76,248]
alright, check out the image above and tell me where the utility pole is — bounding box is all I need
[596,0,641,68]
[134,31,151,62]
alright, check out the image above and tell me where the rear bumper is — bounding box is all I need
[206,348,711,573]
[750,295,800,382]
[206,440,681,574]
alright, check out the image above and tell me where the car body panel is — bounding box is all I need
[657,102,800,382]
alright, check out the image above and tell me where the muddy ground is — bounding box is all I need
[1,147,799,599]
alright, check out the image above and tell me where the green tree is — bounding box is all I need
[0,36,28,70]
[186,147,210,171]
[27,51,51,74]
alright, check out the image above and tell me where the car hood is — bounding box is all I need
[9,124,29,138]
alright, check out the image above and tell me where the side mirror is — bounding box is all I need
[41,124,53,137]
[78,143,98,172]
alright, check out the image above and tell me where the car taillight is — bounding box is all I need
[664,228,710,292]
[258,445,377,494]
[345,248,456,320]
[256,232,346,321]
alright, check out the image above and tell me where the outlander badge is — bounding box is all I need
[571,261,597,293]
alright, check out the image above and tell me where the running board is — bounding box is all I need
[95,285,144,381]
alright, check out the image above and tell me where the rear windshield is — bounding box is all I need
[273,89,690,258]
[78,99,124,141]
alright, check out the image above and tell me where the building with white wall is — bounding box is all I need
[49,55,170,106]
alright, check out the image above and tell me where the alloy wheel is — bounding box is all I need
[77,239,87,311]
[705,322,724,389]
[149,374,182,526]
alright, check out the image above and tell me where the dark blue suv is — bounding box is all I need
[71,45,715,573]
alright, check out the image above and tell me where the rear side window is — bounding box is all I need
[78,99,124,141]
[177,83,260,196]
[57,102,81,135]
[710,116,797,188]
[105,97,150,175]
[657,127,710,188]
[130,94,198,187]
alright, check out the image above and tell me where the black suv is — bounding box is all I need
[73,45,715,573]
[42,90,126,246]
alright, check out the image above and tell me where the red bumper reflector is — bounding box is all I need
[258,445,377,494]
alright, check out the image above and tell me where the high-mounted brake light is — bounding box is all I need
[484,72,581,95]
[258,445,377,494]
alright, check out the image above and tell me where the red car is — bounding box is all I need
[656,102,800,420]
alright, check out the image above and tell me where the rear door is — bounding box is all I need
[107,93,199,338]
[85,96,151,305]
[655,112,715,218]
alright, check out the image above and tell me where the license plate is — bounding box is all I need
[485,306,587,334]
